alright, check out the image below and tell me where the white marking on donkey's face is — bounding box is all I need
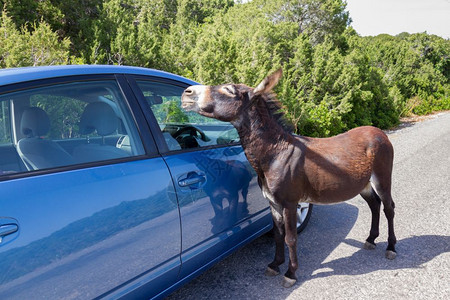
[181,85,210,112]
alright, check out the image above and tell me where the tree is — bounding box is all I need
[0,9,72,68]
[361,33,450,116]
[260,0,350,46]
[1,0,101,59]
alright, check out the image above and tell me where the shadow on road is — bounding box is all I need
[307,235,450,280]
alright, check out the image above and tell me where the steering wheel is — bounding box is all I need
[172,125,210,142]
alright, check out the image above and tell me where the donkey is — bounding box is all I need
[181,69,396,288]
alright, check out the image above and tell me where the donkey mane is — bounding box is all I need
[253,92,294,133]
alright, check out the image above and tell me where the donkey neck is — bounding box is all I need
[231,103,293,176]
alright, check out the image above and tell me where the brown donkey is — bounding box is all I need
[181,69,397,288]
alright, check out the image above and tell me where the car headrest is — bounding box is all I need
[20,107,51,137]
[79,102,118,136]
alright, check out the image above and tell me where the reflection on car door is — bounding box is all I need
[164,146,269,279]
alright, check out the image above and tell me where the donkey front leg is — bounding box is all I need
[266,202,285,276]
[282,202,299,288]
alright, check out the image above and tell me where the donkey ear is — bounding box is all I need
[253,68,282,95]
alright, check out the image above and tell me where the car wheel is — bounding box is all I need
[297,203,313,233]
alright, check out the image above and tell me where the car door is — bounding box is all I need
[129,77,271,280]
[0,75,181,299]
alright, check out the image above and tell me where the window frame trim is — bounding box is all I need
[0,99,13,144]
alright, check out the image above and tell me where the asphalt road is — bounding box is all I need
[167,111,450,300]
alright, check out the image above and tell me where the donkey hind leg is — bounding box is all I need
[360,183,381,250]
[282,202,299,288]
[372,180,397,260]
[265,202,285,277]
[381,193,397,260]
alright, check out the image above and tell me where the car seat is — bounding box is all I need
[17,107,75,170]
[73,102,129,163]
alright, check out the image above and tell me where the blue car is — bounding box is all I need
[0,65,312,299]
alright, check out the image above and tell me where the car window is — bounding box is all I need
[136,80,240,151]
[0,80,145,175]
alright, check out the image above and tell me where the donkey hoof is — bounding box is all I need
[265,266,280,277]
[363,241,376,250]
[282,276,296,288]
[385,250,397,260]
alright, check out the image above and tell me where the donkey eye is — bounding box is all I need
[222,85,236,95]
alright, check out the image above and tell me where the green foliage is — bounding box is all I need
[1,0,449,137]
[158,100,189,123]
[0,9,72,67]
[260,0,350,46]
[360,32,450,116]
[1,0,101,59]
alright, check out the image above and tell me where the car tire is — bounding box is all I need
[296,203,313,233]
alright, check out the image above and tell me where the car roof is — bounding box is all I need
[0,65,198,86]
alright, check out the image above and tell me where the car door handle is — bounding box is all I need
[0,224,18,243]
[178,172,206,187]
